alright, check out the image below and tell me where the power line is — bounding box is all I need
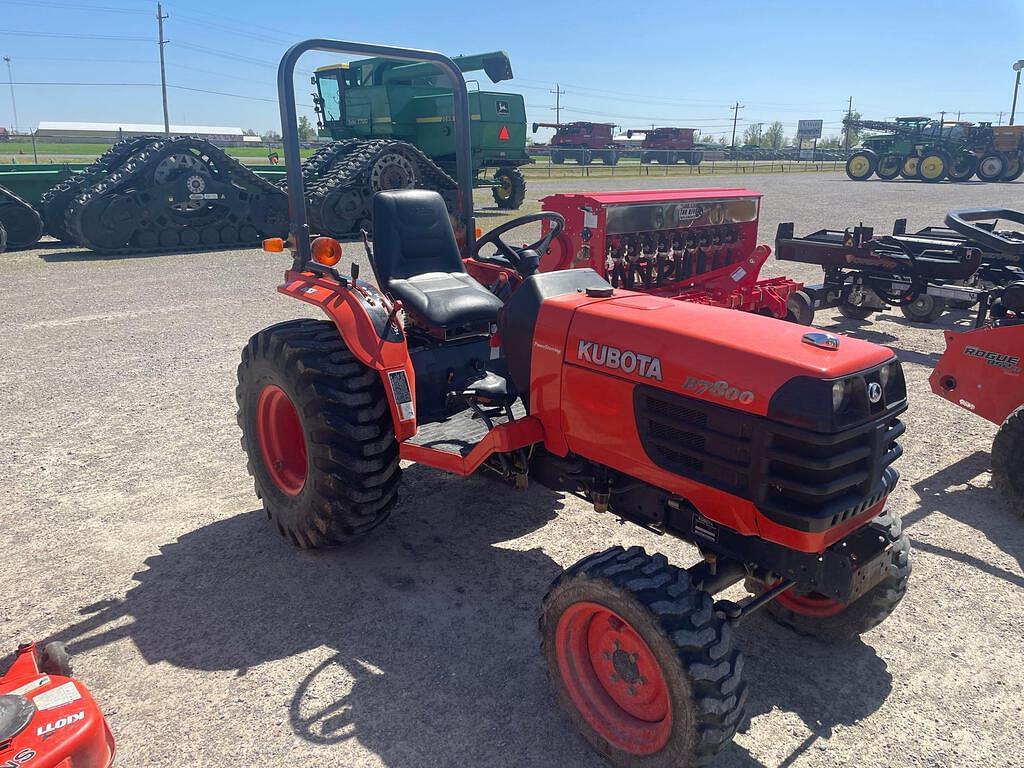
[0,0,147,13]
[0,29,151,40]
[550,83,564,125]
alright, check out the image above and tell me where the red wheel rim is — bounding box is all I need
[554,602,672,755]
[255,385,307,496]
[774,588,846,617]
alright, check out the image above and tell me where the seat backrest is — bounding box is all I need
[371,190,464,287]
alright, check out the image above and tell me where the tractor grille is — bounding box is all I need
[634,385,904,532]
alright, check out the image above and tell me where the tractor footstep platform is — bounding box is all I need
[408,402,526,457]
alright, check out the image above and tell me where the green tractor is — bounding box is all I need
[845,116,1024,183]
[312,51,531,209]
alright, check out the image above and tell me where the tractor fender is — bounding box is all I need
[930,325,1023,428]
[279,271,417,441]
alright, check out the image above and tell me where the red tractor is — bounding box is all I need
[930,209,1024,504]
[627,127,704,165]
[242,40,912,767]
[533,121,619,165]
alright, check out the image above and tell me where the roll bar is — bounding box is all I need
[945,208,1024,256]
[277,39,475,268]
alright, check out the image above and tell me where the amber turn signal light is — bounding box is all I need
[262,237,285,253]
[311,236,343,267]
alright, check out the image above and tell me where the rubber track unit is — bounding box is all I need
[992,406,1024,506]
[541,545,747,767]
[39,135,159,242]
[301,139,457,238]
[65,136,288,254]
[236,318,401,547]
[761,508,912,641]
[0,183,44,249]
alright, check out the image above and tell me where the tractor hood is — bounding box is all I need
[563,292,895,418]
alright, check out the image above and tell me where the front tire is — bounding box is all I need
[918,151,948,182]
[976,152,1006,182]
[752,509,911,642]
[786,289,815,325]
[541,546,746,768]
[236,318,401,548]
[845,149,876,181]
[992,406,1024,506]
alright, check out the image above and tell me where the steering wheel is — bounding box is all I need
[472,211,565,275]
[945,208,1024,256]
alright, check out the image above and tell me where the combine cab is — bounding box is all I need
[312,51,531,210]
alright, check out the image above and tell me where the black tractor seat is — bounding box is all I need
[372,190,503,339]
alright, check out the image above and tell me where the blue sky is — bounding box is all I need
[1,0,1022,142]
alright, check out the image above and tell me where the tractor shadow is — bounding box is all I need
[46,462,895,768]
[38,245,261,262]
[903,451,1024,586]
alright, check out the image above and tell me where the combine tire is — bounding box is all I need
[1001,153,1024,182]
[918,152,948,183]
[976,152,1006,182]
[900,294,946,323]
[602,150,619,165]
[579,149,593,166]
[900,156,920,179]
[875,154,901,180]
[236,318,401,548]
[541,546,746,767]
[845,150,876,181]
[491,166,527,210]
[750,509,911,642]
[992,406,1024,506]
[947,152,979,182]
[786,290,815,325]
[551,151,565,165]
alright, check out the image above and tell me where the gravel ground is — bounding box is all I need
[2,171,1022,768]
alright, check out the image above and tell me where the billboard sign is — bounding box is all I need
[796,119,823,140]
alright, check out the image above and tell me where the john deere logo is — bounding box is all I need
[496,101,510,114]
[867,382,883,404]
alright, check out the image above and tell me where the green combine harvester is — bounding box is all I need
[844,116,1024,183]
[311,51,531,209]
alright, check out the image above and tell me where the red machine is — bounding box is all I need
[532,121,619,165]
[540,188,813,323]
[627,127,703,165]
[930,282,1024,502]
[0,642,115,768]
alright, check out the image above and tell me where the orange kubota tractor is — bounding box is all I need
[237,40,913,767]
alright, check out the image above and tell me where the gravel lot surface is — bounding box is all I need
[3,172,1022,767]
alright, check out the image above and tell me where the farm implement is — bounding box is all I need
[533,121,620,165]
[930,212,1024,504]
[0,641,115,768]
[539,189,814,323]
[236,39,913,768]
[844,116,1024,183]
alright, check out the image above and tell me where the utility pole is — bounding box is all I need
[1011,60,1023,126]
[730,101,743,148]
[939,110,946,126]
[752,122,763,147]
[843,96,854,152]
[549,83,565,127]
[956,111,960,121]
[3,56,18,134]
[156,2,170,135]
[998,111,1005,125]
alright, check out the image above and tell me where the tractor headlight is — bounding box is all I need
[832,380,853,413]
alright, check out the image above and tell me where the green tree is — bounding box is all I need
[742,124,762,146]
[242,128,258,136]
[298,116,315,141]
[262,129,282,142]
[842,110,863,148]
[762,121,786,149]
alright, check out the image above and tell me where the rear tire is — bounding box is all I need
[947,152,978,182]
[1001,153,1024,182]
[918,152,948,182]
[550,151,564,165]
[900,294,946,323]
[899,156,920,179]
[751,509,911,642]
[236,318,401,548]
[875,154,901,180]
[976,152,1006,182]
[992,406,1024,507]
[541,546,746,768]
